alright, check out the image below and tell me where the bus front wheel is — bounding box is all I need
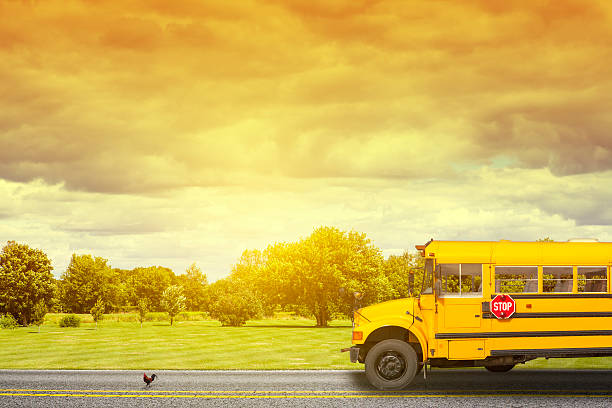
[365,339,418,390]
[485,364,515,372]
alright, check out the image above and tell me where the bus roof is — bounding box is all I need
[422,240,612,265]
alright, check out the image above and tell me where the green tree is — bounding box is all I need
[382,252,424,300]
[109,268,130,311]
[0,314,18,329]
[137,298,149,328]
[0,241,55,326]
[208,278,262,326]
[127,266,176,311]
[161,285,186,326]
[230,249,278,316]
[231,227,391,326]
[31,300,47,332]
[178,263,209,311]
[48,278,62,313]
[90,298,105,329]
[281,227,386,327]
[60,254,118,313]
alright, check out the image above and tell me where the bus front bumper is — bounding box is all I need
[341,346,360,363]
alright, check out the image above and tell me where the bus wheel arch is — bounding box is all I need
[362,326,425,364]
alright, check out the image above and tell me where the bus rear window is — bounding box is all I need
[577,267,607,293]
[495,266,538,293]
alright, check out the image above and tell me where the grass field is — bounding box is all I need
[1,313,610,370]
[0,313,356,370]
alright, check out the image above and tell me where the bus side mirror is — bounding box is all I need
[353,291,364,311]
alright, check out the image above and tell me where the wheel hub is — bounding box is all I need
[377,352,406,380]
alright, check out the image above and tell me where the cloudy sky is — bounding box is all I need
[2,0,612,280]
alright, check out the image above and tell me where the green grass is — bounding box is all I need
[1,313,611,370]
[519,356,612,370]
[0,313,356,370]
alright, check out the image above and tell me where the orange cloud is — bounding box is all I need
[1,0,612,194]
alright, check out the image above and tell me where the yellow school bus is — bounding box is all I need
[347,239,612,389]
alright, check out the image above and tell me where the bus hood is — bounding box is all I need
[356,298,415,324]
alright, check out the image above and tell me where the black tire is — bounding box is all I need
[365,339,418,390]
[485,364,515,373]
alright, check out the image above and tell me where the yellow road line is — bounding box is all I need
[0,393,610,399]
[2,388,610,394]
[0,389,411,394]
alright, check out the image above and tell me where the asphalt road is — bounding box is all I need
[0,369,610,407]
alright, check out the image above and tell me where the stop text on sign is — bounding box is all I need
[490,294,516,319]
[493,302,512,311]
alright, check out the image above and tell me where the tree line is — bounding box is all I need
[0,226,424,327]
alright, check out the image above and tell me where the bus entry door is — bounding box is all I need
[437,263,487,330]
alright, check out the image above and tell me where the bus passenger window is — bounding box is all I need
[543,267,573,292]
[577,267,607,293]
[461,264,483,294]
[439,264,482,296]
[495,266,538,293]
[440,264,460,295]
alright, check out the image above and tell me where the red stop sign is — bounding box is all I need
[490,294,516,319]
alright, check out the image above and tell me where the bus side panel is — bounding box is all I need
[487,335,612,356]
[485,298,612,357]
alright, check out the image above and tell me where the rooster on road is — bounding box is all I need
[143,373,157,387]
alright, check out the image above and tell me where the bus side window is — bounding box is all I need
[461,264,482,294]
[439,264,482,296]
[543,267,573,293]
[578,267,607,293]
[440,264,460,295]
[495,266,538,293]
